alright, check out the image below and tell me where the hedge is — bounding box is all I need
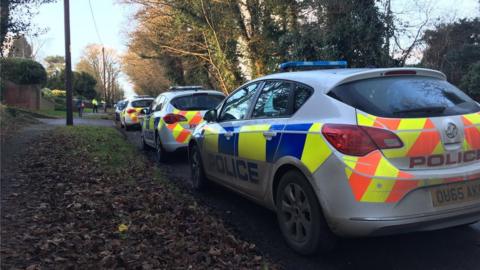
[0,57,47,85]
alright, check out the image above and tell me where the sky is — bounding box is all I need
[29,0,479,98]
[31,0,137,97]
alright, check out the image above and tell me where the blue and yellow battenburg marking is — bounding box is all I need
[203,122,332,173]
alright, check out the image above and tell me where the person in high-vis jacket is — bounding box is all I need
[92,98,98,113]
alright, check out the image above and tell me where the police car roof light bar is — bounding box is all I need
[279,60,348,71]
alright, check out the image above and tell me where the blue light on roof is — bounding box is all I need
[279,60,348,71]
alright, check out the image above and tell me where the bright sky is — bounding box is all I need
[30,0,479,98]
[31,0,137,97]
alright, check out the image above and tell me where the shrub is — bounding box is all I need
[0,57,47,85]
[51,89,66,97]
[460,62,480,101]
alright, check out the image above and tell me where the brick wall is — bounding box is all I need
[3,81,40,110]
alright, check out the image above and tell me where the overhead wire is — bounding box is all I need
[88,0,103,45]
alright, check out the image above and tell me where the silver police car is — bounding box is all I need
[189,61,480,254]
[141,86,225,162]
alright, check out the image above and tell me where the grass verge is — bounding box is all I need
[1,125,274,269]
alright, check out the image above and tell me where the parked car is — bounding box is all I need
[188,61,480,255]
[114,99,128,122]
[120,96,154,131]
[141,86,225,162]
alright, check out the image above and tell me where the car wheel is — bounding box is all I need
[155,136,167,163]
[125,124,131,131]
[190,143,208,190]
[276,170,337,255]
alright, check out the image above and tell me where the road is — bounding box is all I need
[119,126,480,270]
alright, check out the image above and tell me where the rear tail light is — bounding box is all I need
[322,124,403,156]
[127,108,136,114]
[163,113,188,124]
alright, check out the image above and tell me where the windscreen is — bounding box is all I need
[171,94,224,111]
[131,99,153,108]
[328,76,480,118]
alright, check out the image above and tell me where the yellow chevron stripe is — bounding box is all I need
[463,112,480,125]
[397,118,427,130]
[357,113,377,127]
[373,156,399,178]
[360,178,396,202]
[238,124,270,161]
[301,123,331,173]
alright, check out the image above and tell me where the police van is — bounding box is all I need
[188,61,480,254]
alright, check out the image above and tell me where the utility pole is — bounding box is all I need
[102,46,107,112]
[63,0,73,125]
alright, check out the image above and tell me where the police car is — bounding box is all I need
[120,96,154,131]
[188,61,480,254]
[141,86,225,162]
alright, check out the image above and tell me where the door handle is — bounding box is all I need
[225,131,233,139]
[263,131,277,140]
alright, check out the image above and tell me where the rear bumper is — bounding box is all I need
[158,127,188,152]
[124,115,139,125]
[313,155,480,237]
[335,203,480,236]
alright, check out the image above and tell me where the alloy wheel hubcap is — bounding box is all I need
[281,183,312,243]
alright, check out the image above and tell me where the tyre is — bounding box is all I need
[125,124,131,131]
[276,170,337,255]
[189,143,208,190]
[155,135,167,163]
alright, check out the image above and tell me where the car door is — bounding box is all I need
[234,80,295,198]
[145,96,165,145]
[202,83,260,187]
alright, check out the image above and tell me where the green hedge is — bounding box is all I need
[0,57,47,85]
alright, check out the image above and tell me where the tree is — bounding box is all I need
[421,18,480,86]
[121,52,171,96]
[46,69,98,99]
[76,44,122,104]
[123,0,394,93]
[0,0,57,55]
[460,62,480,101]
[44,55,64,76]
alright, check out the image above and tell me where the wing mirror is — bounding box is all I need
[204,109,217,122]
[140,108,150,115]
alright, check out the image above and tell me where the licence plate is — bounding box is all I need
[431,180,480,207]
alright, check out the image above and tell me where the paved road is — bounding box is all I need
[38,117,114,127]
[119,126,480,270]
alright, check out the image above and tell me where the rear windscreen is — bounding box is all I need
[171,94,224,111]
[131,99,153,108]
[328,76,480,118]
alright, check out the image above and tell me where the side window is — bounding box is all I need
[252,81,292,118]
[155,96,165,111]
[293,84,313,112]
[218,83,258,121]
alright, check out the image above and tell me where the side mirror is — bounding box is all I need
[204,109,217,122]
[140,108,149,115]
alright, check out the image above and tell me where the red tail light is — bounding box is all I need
[163,113,188,124]
[127,108,136,114]
[322,124,403,156]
